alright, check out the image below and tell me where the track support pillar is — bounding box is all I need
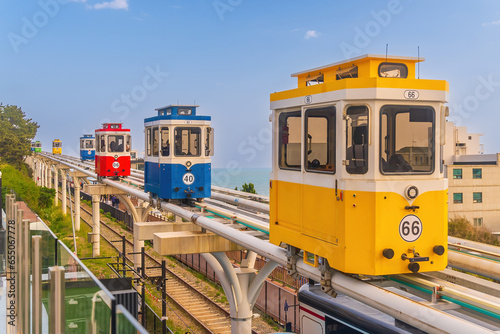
[92,194,101,257]
[202,251,278,334]
[61,172,67,214]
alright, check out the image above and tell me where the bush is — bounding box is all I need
[38,187,55,208]
[449,217,499,246]
[240,182,257,194]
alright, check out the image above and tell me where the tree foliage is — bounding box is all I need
[449,216,499,246]
[241,183,257,194]
[0,104,39,170]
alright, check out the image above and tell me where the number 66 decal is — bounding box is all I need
[399,215,422,242]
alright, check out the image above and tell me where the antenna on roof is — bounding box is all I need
[417,46,420,79]
[385,44,388,63]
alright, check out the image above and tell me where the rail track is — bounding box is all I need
[59,192,250,334]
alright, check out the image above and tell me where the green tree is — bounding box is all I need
[38,187,56,208]
[0,104,39,170]
[241,183,257,194]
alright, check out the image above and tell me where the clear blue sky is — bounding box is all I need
[1,0,500,168]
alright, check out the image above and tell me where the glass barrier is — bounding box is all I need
[0,194,150,334]
[143,303,164,334]
[58,240,116,333]
[117,304,149,334]
[31,220,58,274]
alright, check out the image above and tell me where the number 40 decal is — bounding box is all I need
[399,215,422,242]
[183,173,195,185]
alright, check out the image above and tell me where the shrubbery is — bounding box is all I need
[449,216,499,246]
[1,163,72,237]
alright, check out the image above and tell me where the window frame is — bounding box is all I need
[108,135,124,153]
[161,127,170,157]
[174,127,202,157]
[345,105,369,175]
[304,106,336,174]
[379,105,435,175]
[152,127,159,157]
[473,218,483,227]
[146,127,151,156]
[378,62,408,78]
[473,192,483,203]
[453,169,463,179]
[278,111,302,171]
[473,168,482,179]
[453,193,463,204]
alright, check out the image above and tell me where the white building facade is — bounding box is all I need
[444,122,500,232]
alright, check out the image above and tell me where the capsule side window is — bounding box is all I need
[378,62,408,78]
[304,107,335,173]
[99,135,106,152]
[161,127,169,157]
[146,128,151,156]
[205,127,214,157]
[346,106,369,174]
[278,111,301,171]
[126,135,131,152]
[152,127,159,157]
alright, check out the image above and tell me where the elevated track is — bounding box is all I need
[30,152,500,333]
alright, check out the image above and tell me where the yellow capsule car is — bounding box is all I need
[52,139,62,154]
[269,54,448,275]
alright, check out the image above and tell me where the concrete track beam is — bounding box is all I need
[135,222,201,241]
[83,184,127,196]
[153,231,243,255]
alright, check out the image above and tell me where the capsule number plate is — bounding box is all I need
[404,90,419,99]
[183,173,195,185]
[399,215,422,242]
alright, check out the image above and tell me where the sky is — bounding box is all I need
[1,0,500,168]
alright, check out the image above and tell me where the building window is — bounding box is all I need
[473,192,482,203]
[473,168,482,179]
[473,218,483,227]
[453,193,463,204]
[453,169,462,179]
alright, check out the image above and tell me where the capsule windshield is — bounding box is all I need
[174,127,201,157]
[108,135,125,153]
[380,106,435,174]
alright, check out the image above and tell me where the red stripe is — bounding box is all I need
[300,305,325,321]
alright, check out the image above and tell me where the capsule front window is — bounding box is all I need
[380,105,435,174]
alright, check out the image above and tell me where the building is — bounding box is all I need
[445,122,500,232]
[447,154,500,231]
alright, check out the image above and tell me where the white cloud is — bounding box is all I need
[93,0,129,10]
[304,30,319,39]
[482,20,500,26]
